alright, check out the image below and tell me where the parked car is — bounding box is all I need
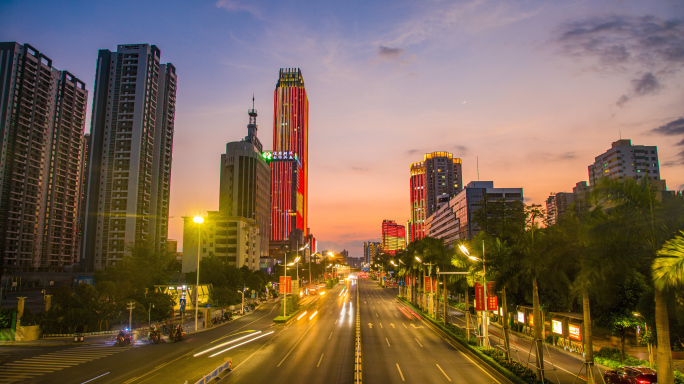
[604,366,656,384]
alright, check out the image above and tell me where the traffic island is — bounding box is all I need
[397,297,552,384]
[273,296,319,324]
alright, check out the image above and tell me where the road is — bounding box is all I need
[0,279,509,384]
[359,279,504,384]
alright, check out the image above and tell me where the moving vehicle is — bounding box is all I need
[148,326,161,344]
[603,366,657,384]
[169,326,185,342]
[115,329,131,346]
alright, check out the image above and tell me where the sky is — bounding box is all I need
[2,0,683,258]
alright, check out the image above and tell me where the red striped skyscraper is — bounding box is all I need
[382,220,406,256]
[270,68,309,244]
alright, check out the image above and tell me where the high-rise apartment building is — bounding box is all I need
[219,102,271,259]
[83,44,176,269]
[75,133,90,265]
[270,68,308,254]
[0,42,87,269]
[588,139,665,189]
[409,152,462,243]
[381,220,406,256]
[363,241,382,265]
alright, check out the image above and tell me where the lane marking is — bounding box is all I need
[415,337,423,347]
[329,332,332,340]
[335,319,338,324]
[436,364,451,382]
[376,313,378,317]
[277,319,318,367]
[386,337,391,347]
[403,323,408,329]
[396,363,405,381]
[317,353,324,367]
[380,323,383,329]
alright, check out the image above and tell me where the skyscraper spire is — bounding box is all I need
[245,95,262,152]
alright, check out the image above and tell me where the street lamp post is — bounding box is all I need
[239,288,245,315]
[193,216,204,332]
[459,243,488,348]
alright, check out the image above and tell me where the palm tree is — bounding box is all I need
[652,232,684,384]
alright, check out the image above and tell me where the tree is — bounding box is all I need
[652,232,684,384]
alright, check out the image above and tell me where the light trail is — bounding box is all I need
[297,311,308,320]
[194,331,261,357]
[309,311,318,320]
[208,331,275,357]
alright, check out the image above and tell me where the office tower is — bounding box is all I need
[0,42,87,269]
[409,151,462,243]
[382,220,406,256]
[270,68,309,254]
[588,139,665,190]
[83,44,176,269]
[363,241,382,265]
[182,211,261,272]
[545,192,575,225]
[409,162,425,243]
[219,101,271,261]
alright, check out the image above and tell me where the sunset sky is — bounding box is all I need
[2,0,683,258]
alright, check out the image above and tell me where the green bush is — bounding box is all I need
[594,347,649,369]
[0,308,16,328]
[480,349,552,384]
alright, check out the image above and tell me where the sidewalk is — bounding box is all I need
[0,299,271,347]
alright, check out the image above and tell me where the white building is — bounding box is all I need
[588,139,665,189]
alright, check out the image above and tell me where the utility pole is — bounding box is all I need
[127,301,135,330]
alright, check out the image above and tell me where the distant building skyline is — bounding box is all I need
[588,139,665,190]
[381,220,405,256]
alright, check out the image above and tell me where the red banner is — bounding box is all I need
[475,282,497,311]
[425,276,432,292]
[279,276,292,294]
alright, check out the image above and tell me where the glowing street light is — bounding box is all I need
[459,243,488,348]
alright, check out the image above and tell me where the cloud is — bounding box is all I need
[651,117,684,165]
[555,15,684,69]
[452,145,468,156]
[215,0,261,18]
[406,149,420,156]
[351,166,370,173]
[632,72,660,95]
[378,46,405,61]
[556,15,684,104]
[651,117,684,136]
[616,94,630,107]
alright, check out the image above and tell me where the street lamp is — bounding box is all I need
[238,288,246,315]
[193,216,204,332]
[459,243,488,348]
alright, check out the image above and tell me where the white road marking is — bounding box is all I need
[436,364,451,382]
[380,323,383,329]
[317,353,324,367]
[386,338,391,347]
[415,338,423,347]
[329,332,332,340]
[403,323,408,329]
[396,363,406,381]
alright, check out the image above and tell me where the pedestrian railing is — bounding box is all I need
[187,359,232,384]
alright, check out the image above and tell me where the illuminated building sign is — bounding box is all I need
[528,314,534,327]
[552,320,563,335]
[517,311,525,323]
[569,324,581,341]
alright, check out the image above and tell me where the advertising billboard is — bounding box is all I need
[569,324,581,341]
[552,320,563,335]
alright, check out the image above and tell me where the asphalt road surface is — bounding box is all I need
[0,279,510,384]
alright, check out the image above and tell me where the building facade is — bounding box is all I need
[588,139,665,189]
[83,44,176,269]
[381,220,406,256]
[409,152,462,243]
[545,192,575,225]
[426,181,523,243]
[0,42,88,269]
[270,68,308,253]
[219,104,271,258]
[363,241,382,265]
[182,212,261,273]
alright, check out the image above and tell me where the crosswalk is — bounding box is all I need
[0,344,134,383]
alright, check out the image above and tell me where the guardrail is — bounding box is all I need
[188,359,231,384]
[355,285,362,384]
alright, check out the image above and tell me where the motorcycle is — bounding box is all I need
[148,329,161,344]
[115,330,131,346]
[169,327,185,342]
